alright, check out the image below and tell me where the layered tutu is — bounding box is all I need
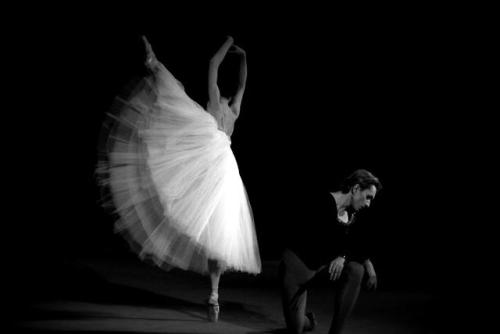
[97,61,261,275]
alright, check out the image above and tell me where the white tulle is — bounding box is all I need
[98,62,261,275]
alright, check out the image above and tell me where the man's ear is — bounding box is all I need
[351,184,360,193]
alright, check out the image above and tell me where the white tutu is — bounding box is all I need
[97,61,261,275]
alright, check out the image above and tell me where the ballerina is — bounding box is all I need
[97,35,261,322]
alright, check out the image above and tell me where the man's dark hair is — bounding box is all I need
[339,169,382,193]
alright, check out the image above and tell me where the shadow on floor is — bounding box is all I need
[11,259,282,333]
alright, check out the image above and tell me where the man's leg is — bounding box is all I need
[329,261,365,334]
[279,249,316,334]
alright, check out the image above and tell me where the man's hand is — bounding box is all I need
[364,259,377,290]
[365,274,378,290]
[328,256,345,281]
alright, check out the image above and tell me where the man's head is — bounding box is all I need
[339,169,382,211]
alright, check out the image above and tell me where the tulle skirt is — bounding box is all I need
[97,62,261,275]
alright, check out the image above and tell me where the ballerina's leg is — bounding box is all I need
[207,258,222,321]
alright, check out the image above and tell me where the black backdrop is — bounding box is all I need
[7,5,475,298]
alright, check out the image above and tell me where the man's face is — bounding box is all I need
[351,184,377,211]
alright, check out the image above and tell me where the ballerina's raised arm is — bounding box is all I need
[208,36,234,109]
[227,44,247,117]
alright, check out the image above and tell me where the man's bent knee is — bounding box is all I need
[344,261,365,283]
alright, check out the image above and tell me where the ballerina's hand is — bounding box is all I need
[229,44,246,56]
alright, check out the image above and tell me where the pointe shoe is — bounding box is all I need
[207,299,220,322]
[142,36,159,68]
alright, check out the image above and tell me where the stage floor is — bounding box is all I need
[10,256,437,333]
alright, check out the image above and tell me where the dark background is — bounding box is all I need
[7,5,481,303]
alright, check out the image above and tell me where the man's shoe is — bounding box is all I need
[305,312,317,331]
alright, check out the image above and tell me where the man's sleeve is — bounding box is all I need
[347,216,377,263]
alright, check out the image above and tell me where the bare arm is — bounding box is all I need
[229,44,247,116]
[208,36,234,106]
[364,259,378,290]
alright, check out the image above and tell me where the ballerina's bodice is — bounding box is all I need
[207,101,238,137]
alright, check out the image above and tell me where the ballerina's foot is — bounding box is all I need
[207,299,220,322]
[142,36,158,68]
[207,293,220,322]
[145,52,158,68]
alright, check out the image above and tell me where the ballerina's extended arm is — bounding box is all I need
[208,36,234,108]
